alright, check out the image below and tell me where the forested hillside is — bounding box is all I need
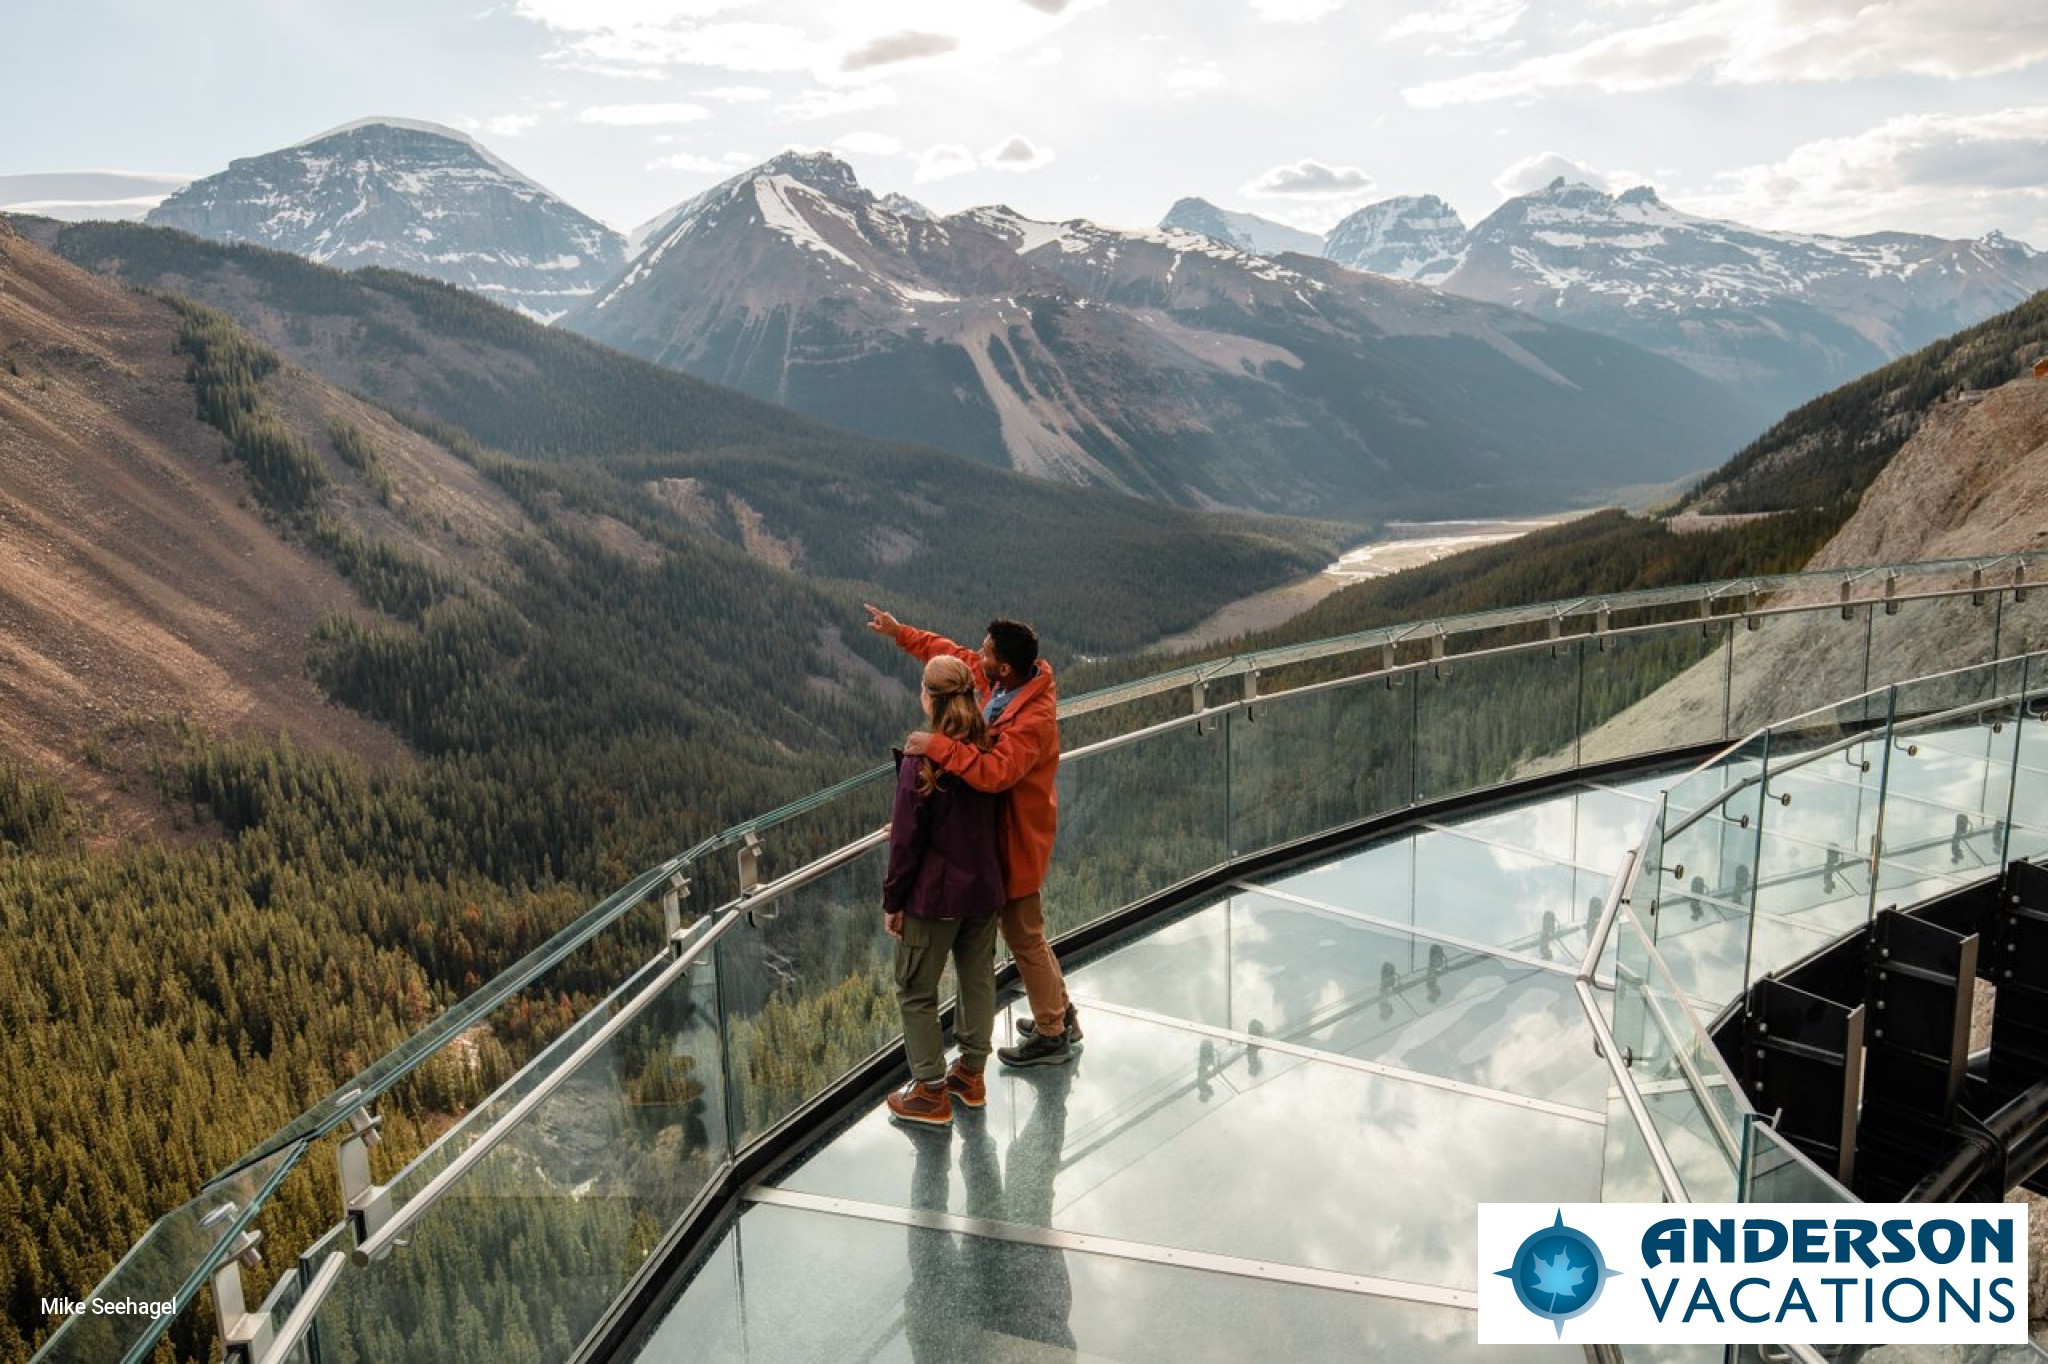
[1682,288,2048,515]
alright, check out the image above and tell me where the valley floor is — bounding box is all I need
[1146,515,1581,654]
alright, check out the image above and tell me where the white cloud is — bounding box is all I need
[835,130,905,156]
[1492,151,1616,198]
[1404,0,2048,107]
[1681,105,2048,241]
[1250,0,1346,21]
[841,30,959,71]
[1242,158,1377,197]
[466,113,541,138]
[1386,0,1526,50]
[578,102,712,125]
[544,21,818,75]
[780,83,899,120]
[1167,62,1226,97]
[700,84,772,101]
[646,149,759,173]
[913,143,978,183]
[985,135,1054,171]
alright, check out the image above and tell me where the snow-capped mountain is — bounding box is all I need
[1158,198,1323,258]
[564,153,1752,517]
[1322,195,1466,282]
[1326,179,2048,419]
[146,119,626,321]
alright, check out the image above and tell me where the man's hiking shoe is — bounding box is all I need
[944,1060,987,1108]
[886,1079,953,1126]
[998,1028,1072,1068]
[1015,1004,1083,1043]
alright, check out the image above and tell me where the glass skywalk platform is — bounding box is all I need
[632,779,1659,1363]
[38,554,2048,1364]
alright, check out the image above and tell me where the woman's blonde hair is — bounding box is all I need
[917,655,989,795]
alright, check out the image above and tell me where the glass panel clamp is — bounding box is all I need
[738,830,764,896]
[204,1210,271,1364]
[339,1108,393,1260]
[662,870,692,957]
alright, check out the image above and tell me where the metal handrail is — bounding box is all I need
[352,911,737,1265]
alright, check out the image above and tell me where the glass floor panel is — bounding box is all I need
[1585,765,1699,806]
[773,1006,1603,1291]
[1262,831,1608,959]
[1434,783,1662,874]
[1064,888,1607,1109]
[635,1201,1569,1363]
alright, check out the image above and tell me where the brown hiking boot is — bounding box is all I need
[886,1078,953,1127]
[944,1060,987,1108]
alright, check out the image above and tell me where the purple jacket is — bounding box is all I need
[883,751,1006,919]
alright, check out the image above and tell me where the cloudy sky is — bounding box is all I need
[6,0,2048,243]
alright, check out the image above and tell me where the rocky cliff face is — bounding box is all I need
[147,119,626,321]
[1808,375,2048,567]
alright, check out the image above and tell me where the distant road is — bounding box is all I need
[1148,515,1583,654]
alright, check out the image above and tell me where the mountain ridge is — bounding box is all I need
[565,153,1753,519]
[146,120,628,321]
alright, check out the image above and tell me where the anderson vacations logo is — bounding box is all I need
[1478,1204,2027,1345]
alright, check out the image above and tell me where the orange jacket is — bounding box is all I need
[892,624,1059,899]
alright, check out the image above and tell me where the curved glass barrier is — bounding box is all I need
[44,553,2048,1364]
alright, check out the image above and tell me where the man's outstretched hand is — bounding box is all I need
[863,602,900,636]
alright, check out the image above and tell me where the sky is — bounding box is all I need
[5,0,2048,244]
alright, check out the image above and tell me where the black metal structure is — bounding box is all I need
[1714,864,2048,1204]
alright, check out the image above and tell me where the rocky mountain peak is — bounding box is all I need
[879,192,934,221]
[1156,197,1324,258]
[1322,194,1467,281]
[147,118,626,322]
[752,150,867,201]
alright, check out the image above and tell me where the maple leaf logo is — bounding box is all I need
[1527,1247,1588,1309]
[1495,1211,1618,1335]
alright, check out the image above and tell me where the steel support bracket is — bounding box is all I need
[340,1108,393,1258]
[663,870,692,956]
[211,1224,273,1364]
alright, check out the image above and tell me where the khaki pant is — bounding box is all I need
[894,913,998,1083]
[1000,892,1072,1036]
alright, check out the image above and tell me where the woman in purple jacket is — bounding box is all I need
[883,655,1007,1126]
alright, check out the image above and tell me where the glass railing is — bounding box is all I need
[1589,649,2048,1226]
[1642,653,2044,1017]
[40,553,2048,1364]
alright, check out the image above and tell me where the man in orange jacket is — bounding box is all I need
[865,603,1079,1067]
